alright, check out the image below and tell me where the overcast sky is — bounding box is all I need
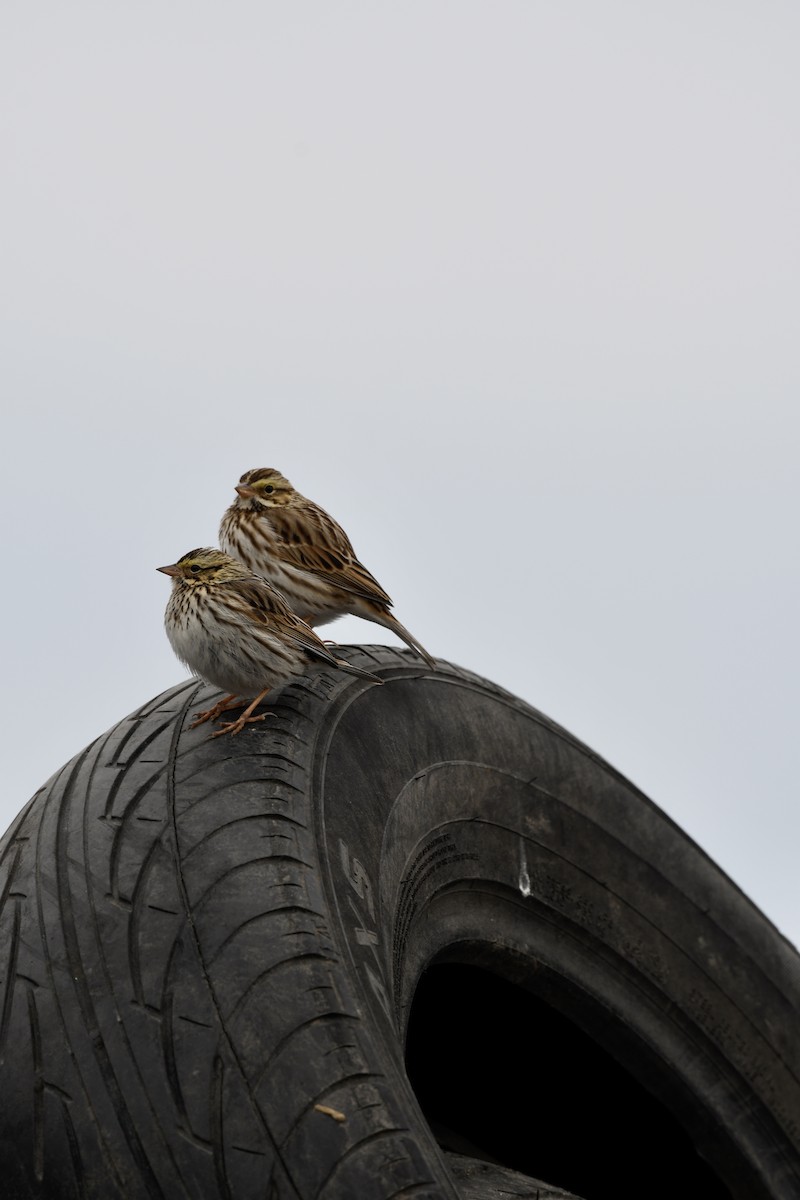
[3,3,798,948]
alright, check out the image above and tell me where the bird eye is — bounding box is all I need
[190,564,201,573]
[264,485,274,494]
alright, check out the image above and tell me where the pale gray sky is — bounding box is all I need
[3,3,799,946]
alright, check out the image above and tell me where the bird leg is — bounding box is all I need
[190,694,240,728]
[210,687,273,738]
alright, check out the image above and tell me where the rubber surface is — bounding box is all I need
[0,645,798,1199]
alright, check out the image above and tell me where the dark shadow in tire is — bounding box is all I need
[407,959,732,1199]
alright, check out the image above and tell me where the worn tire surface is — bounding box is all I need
[0,645,798,1199]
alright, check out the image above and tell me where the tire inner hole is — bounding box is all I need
[405,961,732,1200]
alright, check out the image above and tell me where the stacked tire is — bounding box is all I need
[0,647,797,1199]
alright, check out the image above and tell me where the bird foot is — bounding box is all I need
[209,712,272,738]
[190,694,240,728]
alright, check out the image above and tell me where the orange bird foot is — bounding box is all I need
[190,694,240,728]
[207,686,273,738]
[210,712,272,738]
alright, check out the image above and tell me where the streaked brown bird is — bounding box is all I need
[219,467,435,667]
[158,548,383,737]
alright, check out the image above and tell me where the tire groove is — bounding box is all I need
[117,816,164,908]
[251,1012,359,1094]
[206,907,329,968]
[135,681,199,720]
[102,697,202,819]
[316,1126,407,1198]
[105,680,200,761]
[159,962,189,1134]
[108,779,169,894]
[179,818,312,864]
[126,837,181,1006]
[0,813,34,873]
[210,1054,233,1200]
[222,952,337,1025]
[166,682,304,1198]
[54,749,180,1199]
[106,729,223,890]
[179,773,305,809]
[25,982,44,1182]
[386,1183,441,1199]
[34,751,131,1197]
[156,924,216,1142]
[0,839,25,912]
[178,782,307,816]
[81,691,220,1197]
[0,896,21,1062]
[57,1088,86,1197]
[278,1070,383,1151]
[187,857,315,917]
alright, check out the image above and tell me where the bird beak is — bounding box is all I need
[236,485,259,499]
[157,564,181,577]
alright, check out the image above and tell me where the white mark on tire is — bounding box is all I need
[518,840,532,897]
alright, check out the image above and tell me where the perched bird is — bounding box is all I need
[219,467,435,667]
[157,548,383,737]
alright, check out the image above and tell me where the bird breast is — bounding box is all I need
[165,588,306,698]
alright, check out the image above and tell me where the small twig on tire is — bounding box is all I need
[314,1104,346,1122]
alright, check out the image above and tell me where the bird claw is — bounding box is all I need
[209,713,271,738]
[190,694,241,728]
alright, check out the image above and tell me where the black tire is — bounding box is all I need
[0,645,797,1200]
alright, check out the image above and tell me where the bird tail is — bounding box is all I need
[331,658,385,683]
[365,608,436,669]
[301,637,385,683]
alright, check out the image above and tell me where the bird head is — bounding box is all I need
[233,467,295,508]
[157,548,249,584]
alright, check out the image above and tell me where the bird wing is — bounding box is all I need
[227,578,340,665]
[267,499,394,607]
